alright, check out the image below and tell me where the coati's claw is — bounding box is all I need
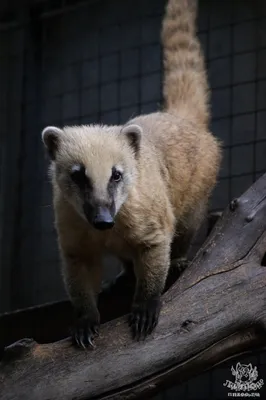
[72,315,99,349]
[129,297,161,340]
[92,326,99,337]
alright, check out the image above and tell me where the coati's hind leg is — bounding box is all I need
[171,201,208,273]
[170,229,194,272]
[129,238,171,340]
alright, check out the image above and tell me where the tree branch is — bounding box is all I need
[1,173,266,400]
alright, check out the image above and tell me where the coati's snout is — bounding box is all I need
[93,207,114,230]
[83,204,115,230]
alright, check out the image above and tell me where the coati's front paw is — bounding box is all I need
[72,312,100,349]
[128,296,162,340]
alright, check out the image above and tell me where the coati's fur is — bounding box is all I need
[41,0,221,347]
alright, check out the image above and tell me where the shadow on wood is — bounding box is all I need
[1,174,266,400]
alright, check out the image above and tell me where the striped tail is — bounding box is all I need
[161,0,209,126]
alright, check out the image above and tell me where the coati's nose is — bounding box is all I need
[92,207,114,230]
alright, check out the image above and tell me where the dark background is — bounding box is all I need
[0,0,266,398]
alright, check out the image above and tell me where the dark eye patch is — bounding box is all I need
[111,166,123,182]
[70,164,91,189]
[108,167,123,198]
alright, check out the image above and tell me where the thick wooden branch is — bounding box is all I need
[1,174,266,400]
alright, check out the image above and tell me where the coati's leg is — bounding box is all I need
[129,238,171,339]
[170,228,194,269]
[171,200,208,270]
[62,253,102,348]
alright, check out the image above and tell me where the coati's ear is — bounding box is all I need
[121,124,142,156]
[41,126,63,160]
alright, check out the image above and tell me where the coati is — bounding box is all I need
[41,0,221,348]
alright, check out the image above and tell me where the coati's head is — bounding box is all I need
[41,123,142,230]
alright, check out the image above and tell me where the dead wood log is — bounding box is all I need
[1,173,266,400]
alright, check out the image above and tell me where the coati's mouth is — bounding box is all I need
[83,204,115,231]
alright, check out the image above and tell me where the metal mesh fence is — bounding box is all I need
[0,0,266,398]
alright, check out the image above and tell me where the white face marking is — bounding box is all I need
[114,165,124,175]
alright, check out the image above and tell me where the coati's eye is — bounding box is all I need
[111,169,122,182]
[70,164,87,186]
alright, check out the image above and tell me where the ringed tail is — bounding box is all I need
[161,0,209,126]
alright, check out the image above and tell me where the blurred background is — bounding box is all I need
[0,0,266,398]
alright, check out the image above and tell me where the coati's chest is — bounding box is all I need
[104,233,134,262]
[85,224,135,262]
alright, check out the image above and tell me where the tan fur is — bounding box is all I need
[42,0,222,344]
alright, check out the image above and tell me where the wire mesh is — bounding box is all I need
[0,0,266,398]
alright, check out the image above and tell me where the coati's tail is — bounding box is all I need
[161,0,209,125]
